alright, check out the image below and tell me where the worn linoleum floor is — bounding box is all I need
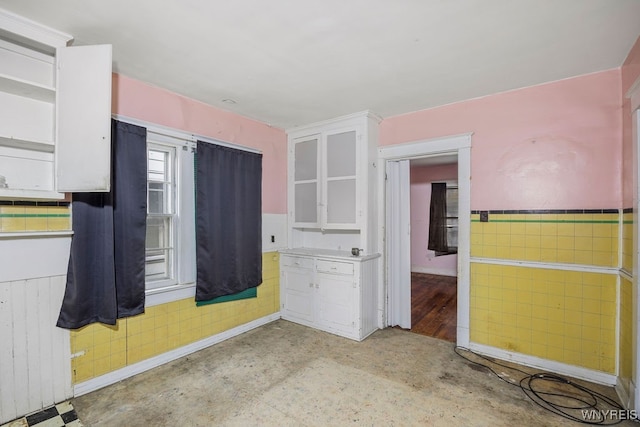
[71,320,632,426]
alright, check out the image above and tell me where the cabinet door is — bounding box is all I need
[316,271,357,336]
[281,267,315,324]
[323,129,358,228]
[292,135,320,226]
[55,44,112,192]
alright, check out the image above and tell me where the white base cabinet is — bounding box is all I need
[280,249,379,341]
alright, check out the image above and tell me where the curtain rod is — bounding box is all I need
[112,114,262,155]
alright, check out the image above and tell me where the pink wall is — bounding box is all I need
[381,70,623,210]
[111,73,287,214]
[410,163,458,276]
[622,37,640,207]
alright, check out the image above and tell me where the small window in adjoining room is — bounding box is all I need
[445,184,458,253]
[146,144,177,289]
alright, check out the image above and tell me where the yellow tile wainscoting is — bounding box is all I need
[0,203,71,232]
[471,211,619,267]
[70,251,280,384]
[470,262,616,373]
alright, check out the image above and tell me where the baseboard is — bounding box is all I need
[410,266,457,277]
[616,376,633,410]
[468,342,617,386]
[73,312,281,397]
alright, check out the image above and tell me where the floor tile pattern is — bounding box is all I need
[1,402,82,427]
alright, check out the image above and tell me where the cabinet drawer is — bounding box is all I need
[316,260,354,275]
[281,255,314,269]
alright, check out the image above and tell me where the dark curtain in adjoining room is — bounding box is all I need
[195,141,262,302]
[428,182,448,256]
[57,120,147,329]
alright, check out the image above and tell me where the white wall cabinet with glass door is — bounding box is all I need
[287,111,380,254]
[291,127,359,229]
[0,8,112,200]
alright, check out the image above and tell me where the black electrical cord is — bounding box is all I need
[454,346,626,425]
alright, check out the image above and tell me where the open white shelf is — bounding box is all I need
[0,133,54,152]
[0,72,55,102]
[0,187,64,200]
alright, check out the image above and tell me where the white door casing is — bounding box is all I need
[378,133,471,347]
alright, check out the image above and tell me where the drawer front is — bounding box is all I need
[316,259,354,275]
[281,255,314,269]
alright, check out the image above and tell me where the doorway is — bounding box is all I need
[409,159,458,342]
[378,133,471,348]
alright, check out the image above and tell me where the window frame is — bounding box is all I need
[144,132,197,306]
[145,142,177,289]
[445,183,458,252]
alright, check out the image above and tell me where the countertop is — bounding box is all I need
[280,247,381,262]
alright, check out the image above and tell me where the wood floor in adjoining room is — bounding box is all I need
[411,272,457,342]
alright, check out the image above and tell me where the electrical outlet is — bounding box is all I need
[271,235,275,243]
[480,211,489,222]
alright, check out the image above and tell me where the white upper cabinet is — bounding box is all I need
[288,112,380,232]
[324,129,357,225]
[293,134,320,225]
[0,8,112,199]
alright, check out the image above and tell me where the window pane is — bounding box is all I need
[447,218,458,248]
[446,188,458,216]
[146,249,172,281]
[145,216,172,281]
[146,216,170,250]
[148,149,168,182]
[446,185,458,250]
[148,182,165,214]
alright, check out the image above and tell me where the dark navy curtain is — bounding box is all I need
[57,120,147,329]
[428,182,448,255]
[195,142,262,302]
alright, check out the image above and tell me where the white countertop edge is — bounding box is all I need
[280,247,381,261]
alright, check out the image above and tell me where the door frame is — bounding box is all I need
[377,133,472,347]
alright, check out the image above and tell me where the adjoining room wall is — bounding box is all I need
[410,163,458,276]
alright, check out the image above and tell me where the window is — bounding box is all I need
[445,184,458,252]
[144,133,197,303]
[146,145,176,287]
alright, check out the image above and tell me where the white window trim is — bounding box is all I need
[146,142,178,290]
[145,132,197,307]
[113,114,261,154]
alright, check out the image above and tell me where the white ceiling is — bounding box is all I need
[1,0,639,130]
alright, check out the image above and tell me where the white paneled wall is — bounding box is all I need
[360,256,379,338]
[0,275,72,424]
